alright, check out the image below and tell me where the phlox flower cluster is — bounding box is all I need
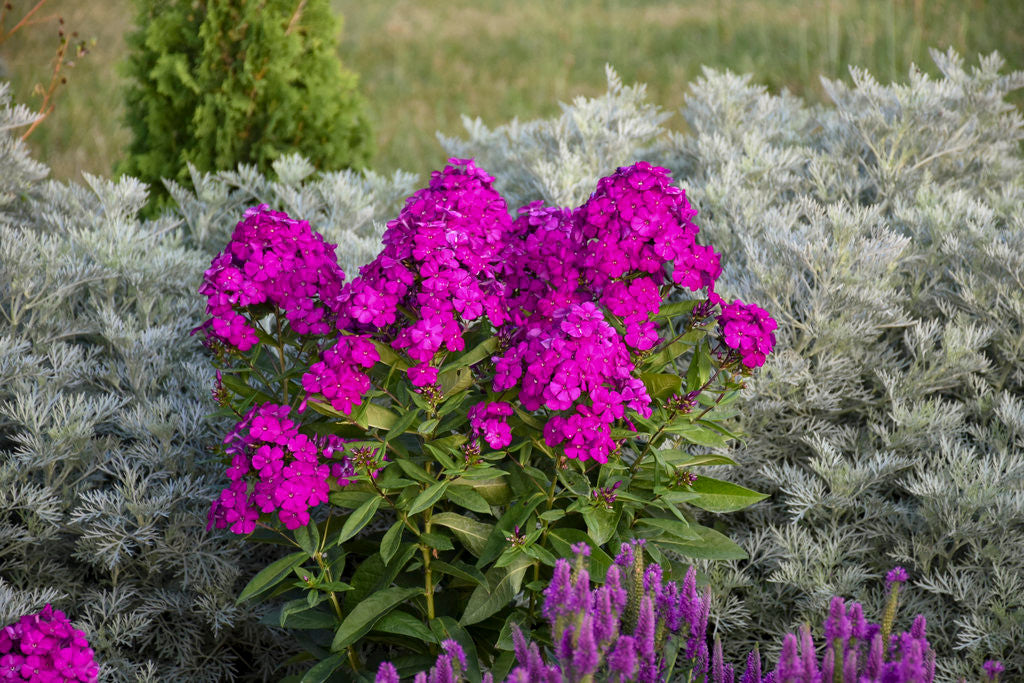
[198,205,347,350]
[500,202,584,323]
[0,605,97,682]
[301,334,379,415]
[494,162,764,465]
[207,403,354,533]
[578,161,722,350]
[334,159,511,387]
[494,301,651,464]
[718,300,777,369]
[467,401,514,449]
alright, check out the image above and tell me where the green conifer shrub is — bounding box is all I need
[119,0,373,202]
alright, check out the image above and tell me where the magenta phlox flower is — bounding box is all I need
[467,401,514,449]
[208,403,354,534]
[334,159,512,376]
[0,605,98,682]
[718,299,778,368]
[300,334,378,415]
[197,205,347,349]
[497,301,648,463]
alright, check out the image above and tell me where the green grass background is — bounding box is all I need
[2,0,1022,182]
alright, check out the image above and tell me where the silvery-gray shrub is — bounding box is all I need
[0,84,409,681]
[443,50,1024,680]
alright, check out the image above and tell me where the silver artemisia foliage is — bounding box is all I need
[445,51,1024,680]
[0,87,303,681]
[167,153,417,275]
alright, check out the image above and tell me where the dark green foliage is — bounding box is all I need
[119,0,373,202]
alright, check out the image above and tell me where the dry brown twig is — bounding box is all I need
[0,0,90,140]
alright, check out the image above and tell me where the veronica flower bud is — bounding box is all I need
[614,541,636,569]
[881,566,908,649]
[712,638,728,683]
[739,647,762,683]
[824,596,851,643]
[511,624,530,666]
[775,633,801,683]
[864,632,884,679]
[375,662,400,683]
[603,564,628,615]
[643,564,662,596]
[572,614,600,678]
[606,636,637,681]
[441,640,467,678]
[555,625,575,663]
[799,625,818,680]
[910,613,927,640]
[592,585,620,646]
[622,544,646,632]
[821,647,834,683]
[983,661,1006,682]
[842,648,858,683]
[544,558,573,622]
[635,596,657,672]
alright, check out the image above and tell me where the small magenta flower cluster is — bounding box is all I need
[0,605,98,682]
[335,159,511,387]
[198,204,347,350]
[495,300,651,464]
[207,403,353,533]
[300,333,380,415]
[491,162,740,463]
[718,300,778,369]
[467,400,514,449]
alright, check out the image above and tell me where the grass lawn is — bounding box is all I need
[2,0,1022,181]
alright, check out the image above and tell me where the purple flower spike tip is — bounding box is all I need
[886,566,908,589]
[375,662,400,683]
[983,660,1005,681]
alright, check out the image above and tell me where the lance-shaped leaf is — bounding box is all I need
[236,551,308,604]
[431,512,493,557]
[688,475,768,513]
[459,554,532,626]
[335,496,382,545]
[331,586,423,651]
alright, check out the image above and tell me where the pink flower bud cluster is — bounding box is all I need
[718,300,777,368]
[467,401,514,449]
[494,301,651,464]
[0,605,98,682]
[334,159,511,387]
[301,334,379,415]
[579,161,722,349]
[199,205,348,350]
[208,403,353,534]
